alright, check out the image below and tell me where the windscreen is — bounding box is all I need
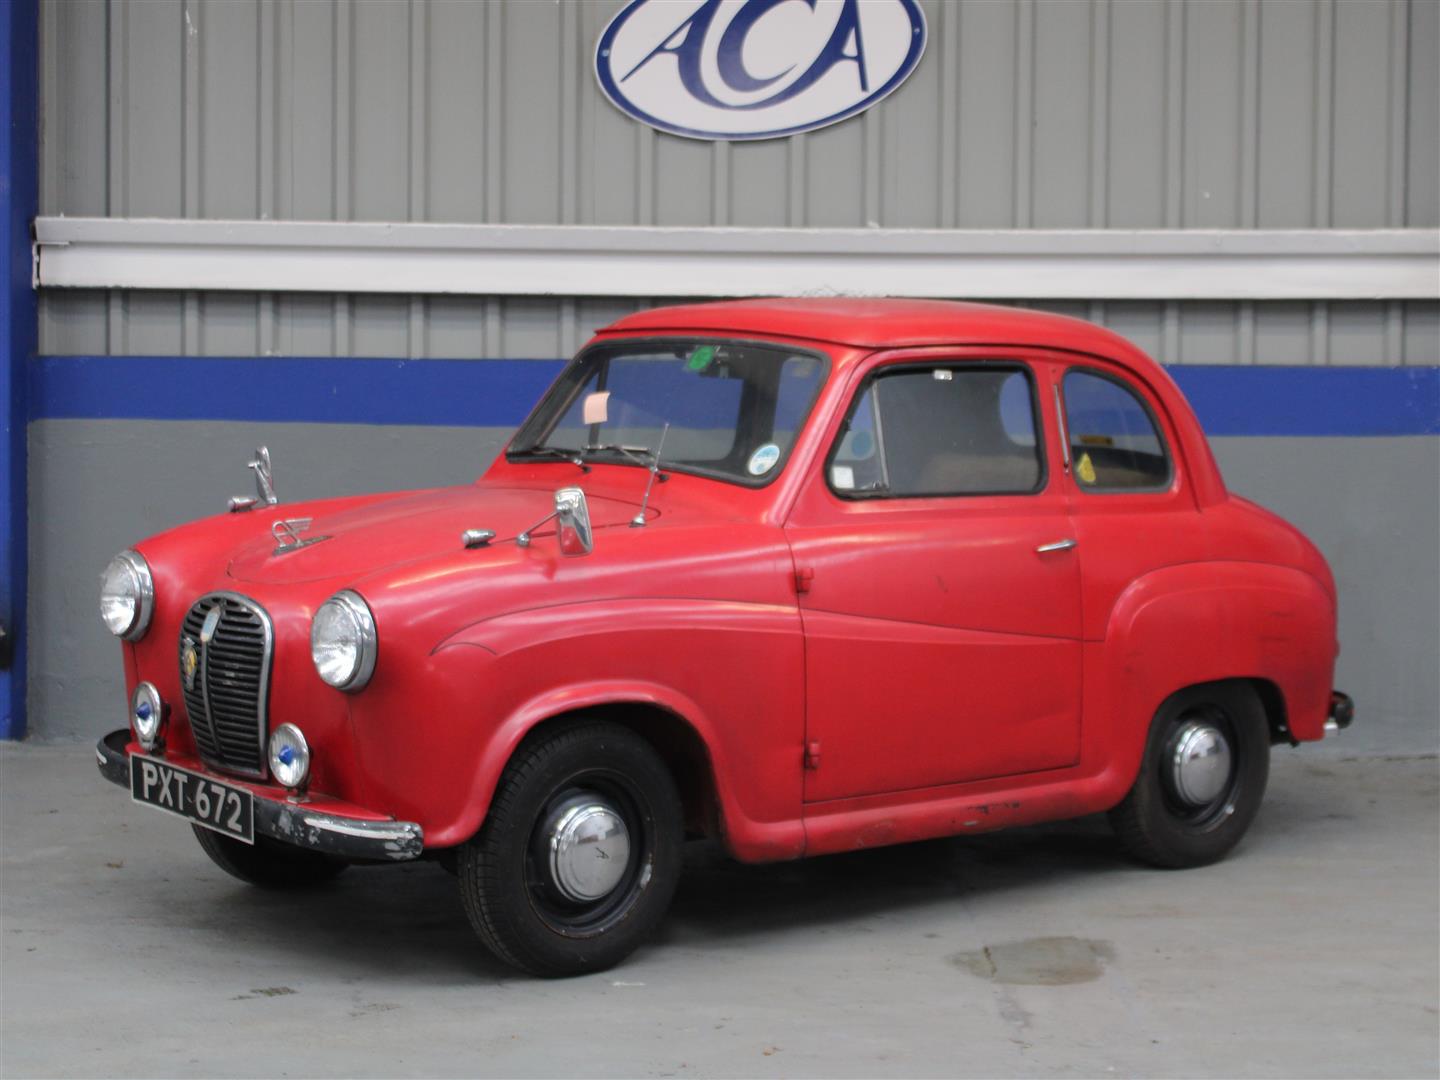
[510,340,828,485]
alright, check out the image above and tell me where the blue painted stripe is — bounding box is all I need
[1167,365,1439,437]
[30,355,565,428]
[29,355,1440,437]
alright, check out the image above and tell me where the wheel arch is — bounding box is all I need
[441,679,744,854]
[515,701,724,841]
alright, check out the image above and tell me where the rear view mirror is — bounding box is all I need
[554,487,593,557]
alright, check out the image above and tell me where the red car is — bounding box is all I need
[96,299,1352,976]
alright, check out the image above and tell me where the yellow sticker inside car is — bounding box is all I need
[1077,452,1097,485]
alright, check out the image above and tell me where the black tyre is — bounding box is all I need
[192,825,349,888]
[458,720,682,978]
[1109,681,1270,868]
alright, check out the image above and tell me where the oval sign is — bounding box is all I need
[596,0,927,142]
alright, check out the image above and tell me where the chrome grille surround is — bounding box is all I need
[178,592,272,778]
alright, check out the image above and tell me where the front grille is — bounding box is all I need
[179,593,272,777]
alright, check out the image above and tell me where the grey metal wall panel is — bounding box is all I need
[37,0,108,217]
[34,1,1438,362]
[1408,0,1440,228]
[36,290,1440,366]
[40,0,1440,230]
[1106,0,1166,227]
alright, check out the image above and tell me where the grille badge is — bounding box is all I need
[181,637,199,691]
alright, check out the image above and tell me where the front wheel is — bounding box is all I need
[192,825,349,887]
[1109,681,1270,868]
[458,720,682,977]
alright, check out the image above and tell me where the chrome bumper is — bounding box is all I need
[95,729,424,862]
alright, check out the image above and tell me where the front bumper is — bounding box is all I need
[96,729,424,862]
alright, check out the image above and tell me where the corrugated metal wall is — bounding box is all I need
[36,0,1440,365]
[35,290,1440,367]
[39,0,1440,228]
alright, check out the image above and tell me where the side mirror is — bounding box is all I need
[554,487,593,557]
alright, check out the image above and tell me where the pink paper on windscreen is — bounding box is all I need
[582,391,610,425]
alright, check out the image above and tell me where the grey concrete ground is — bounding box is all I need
[2,742,1437,1079]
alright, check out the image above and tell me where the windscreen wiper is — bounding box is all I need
[509,446,589,472]
[581,443,663,472]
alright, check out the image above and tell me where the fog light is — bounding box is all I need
[131,681,164,750]
[268,723,310,791]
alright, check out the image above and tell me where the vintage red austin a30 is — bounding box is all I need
[96,299,1352,976]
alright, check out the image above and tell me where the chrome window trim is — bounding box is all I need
[1053,383,1071,473]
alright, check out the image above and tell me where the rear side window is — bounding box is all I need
[828,366,1044,498]
[1061,370,1171,491]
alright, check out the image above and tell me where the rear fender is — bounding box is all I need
[1099,561,1337,787]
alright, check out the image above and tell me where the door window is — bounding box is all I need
[1061,369,1171,491]
[828,366,1045,498]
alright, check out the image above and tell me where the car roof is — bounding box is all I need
[600,298,1145,361]
[597,297,1229,508]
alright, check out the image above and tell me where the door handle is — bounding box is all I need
[1036,538,1077,554]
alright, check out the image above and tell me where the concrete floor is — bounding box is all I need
[2,742,1436,1079]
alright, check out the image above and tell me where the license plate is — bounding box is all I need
[130,755,255,844]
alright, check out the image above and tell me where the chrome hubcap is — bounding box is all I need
[1168,721,1232,807]
[542,794,631,903]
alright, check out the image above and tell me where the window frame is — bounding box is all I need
[1060,365,1175,495]
[508,336,832,490]
[823,360,1050,502]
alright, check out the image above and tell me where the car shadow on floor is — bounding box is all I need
[192,762,1340,982]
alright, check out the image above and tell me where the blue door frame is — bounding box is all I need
[2,0,39,738]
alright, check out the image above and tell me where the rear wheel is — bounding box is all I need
[192,825,349,888]
[458,720,682,977]
[1110,681,1270,868]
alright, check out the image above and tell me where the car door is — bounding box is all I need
[784,352,1084,803]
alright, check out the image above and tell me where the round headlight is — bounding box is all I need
[268,723,311,790]
[310,590,377,692]
[100,550,154,640]
[130,681,164,750]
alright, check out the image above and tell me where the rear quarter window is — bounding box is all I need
[1061,369,1172,492]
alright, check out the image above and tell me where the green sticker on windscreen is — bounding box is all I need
[686,345,716,372]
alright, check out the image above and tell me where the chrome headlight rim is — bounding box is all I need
[310,589,377,692]
[267,722,311,791]
[130,681,164,750]
[100,549,155,641]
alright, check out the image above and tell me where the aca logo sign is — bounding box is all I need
[595,0,927,141]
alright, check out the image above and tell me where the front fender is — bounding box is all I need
[457,676,802,861]
[349,597,808,859]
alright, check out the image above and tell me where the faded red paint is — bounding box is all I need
[114,300,1340,862]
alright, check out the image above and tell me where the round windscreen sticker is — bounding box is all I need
[747,443,781,476]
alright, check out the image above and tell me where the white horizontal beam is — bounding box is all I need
[33,217,1440,301]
